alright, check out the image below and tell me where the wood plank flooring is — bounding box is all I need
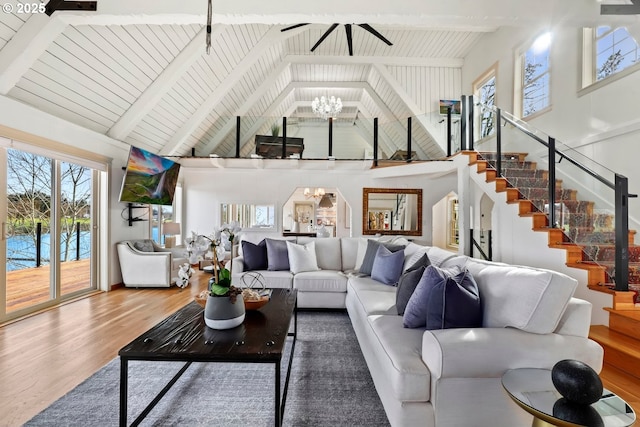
[0,270,638,426]
[6,259,92,312]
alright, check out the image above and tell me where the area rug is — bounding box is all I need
[25,311,390,426]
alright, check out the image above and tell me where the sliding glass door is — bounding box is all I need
[2,146,98,319]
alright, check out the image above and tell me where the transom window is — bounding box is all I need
[595,27,639,81]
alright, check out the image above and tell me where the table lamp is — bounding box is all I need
[163,222,181,248]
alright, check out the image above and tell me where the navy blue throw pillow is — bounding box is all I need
[396,265,426,315]
[241,239,267,271]
[425,268,482,330]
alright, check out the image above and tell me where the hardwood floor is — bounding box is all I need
[0,270,638,426]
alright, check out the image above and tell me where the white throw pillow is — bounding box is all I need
[286,241,320,274]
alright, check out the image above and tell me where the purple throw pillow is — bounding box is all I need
[266,238,290,271]
[371,245,405,286]
[403,265,447,328]
[241,239,267,271]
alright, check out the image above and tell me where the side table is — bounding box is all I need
[502,368,636,427]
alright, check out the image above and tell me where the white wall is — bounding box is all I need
[462,25,640,226]
[180,159,458,245]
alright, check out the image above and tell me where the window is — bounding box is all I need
[473,65,497,139]
[521,33,552,117]
[595,27,639,81]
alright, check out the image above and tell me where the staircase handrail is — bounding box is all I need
[469,100,634,292]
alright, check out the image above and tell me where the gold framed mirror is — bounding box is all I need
[362,188,422,236]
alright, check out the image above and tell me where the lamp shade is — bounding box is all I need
[163,222,181,235]
[318,194,333,208]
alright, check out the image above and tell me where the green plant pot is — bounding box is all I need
[204,294,245,330]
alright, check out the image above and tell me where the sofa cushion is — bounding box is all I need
[354,237,372,271]
[347,277,397,315]
[367,314,431,402]
[426,246,457,267]
[371,245,405,286]
[241,239,267,271]
[266,238,290,271]
[286,241,320,274]
[293,270,348,293]
[396,265,426,315]
[133,240,154,252]
[340,237,361,271]
[466,259,578,334]
[425,268,482,330]
[240,270,293,289]
[298,237,342,270]
[359,240,405,276]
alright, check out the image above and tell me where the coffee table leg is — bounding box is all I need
[275,360,281,427]
[119,357,128,427]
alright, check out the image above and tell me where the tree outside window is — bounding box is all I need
[477,75,496,138]
[595,26,639,81]
[522,39,551,117]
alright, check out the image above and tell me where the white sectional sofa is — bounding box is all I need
[231,233,604,427]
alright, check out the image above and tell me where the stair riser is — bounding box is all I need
[583,246,640,263]
[519,188,576,201]
[609,313,640,340]
[599,346,640,381]
[501,169,547,179]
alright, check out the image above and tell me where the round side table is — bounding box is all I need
[502,368,635,427]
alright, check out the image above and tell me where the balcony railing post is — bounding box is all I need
[614,174,630,292]
[548,137,556,228]
[407,117,412,163]
[468,95,474,151]
[76,221,81,261]
[328,117,333,157]
[281,117,287,159]
[460,96,467,151]
[373,117,379,167]
[36,222,42,267]
[235,116,241,158]
[446,106,452,157]
[496,108,502,177]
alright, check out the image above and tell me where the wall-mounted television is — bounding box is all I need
[119,146,180,206]
[439,99,461,115]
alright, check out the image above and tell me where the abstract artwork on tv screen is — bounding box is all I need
[119,146,180,206]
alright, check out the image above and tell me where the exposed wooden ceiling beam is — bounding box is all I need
[0,14,67,95]
[108,26,225,141]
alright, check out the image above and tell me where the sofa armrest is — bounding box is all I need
[232,256,245,274]
[422,327,603,381]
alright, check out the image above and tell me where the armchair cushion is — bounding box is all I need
[133,240,154,252]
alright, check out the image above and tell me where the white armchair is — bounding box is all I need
[116,239,188,287]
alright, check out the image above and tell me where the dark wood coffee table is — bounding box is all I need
[118,288,297,427]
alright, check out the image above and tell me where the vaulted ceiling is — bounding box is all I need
[0,0,613,159]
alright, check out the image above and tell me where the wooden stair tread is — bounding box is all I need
[605,309,640,322]
[589,325,640,357]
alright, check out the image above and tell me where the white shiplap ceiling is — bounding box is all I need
[0,0,615,159]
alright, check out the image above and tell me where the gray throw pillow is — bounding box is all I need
[241,239,267,270]
[371,245,405,286]
[266,238,290,271]
[396,265,426,315]
[133,240,154,252]
[407,252,431,272]
[359,240,405,276]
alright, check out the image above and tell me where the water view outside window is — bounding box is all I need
[595,27,639,81]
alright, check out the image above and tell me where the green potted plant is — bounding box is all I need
[200,223,245,329]
[270,122,281,137]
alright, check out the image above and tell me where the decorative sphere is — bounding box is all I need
[551,359,603,405]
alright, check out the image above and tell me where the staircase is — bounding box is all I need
[465,151,640,302]
[590,307,640,381]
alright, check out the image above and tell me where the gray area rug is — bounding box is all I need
[25,311,390,426]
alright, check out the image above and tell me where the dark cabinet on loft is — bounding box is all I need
[255,135,304,158]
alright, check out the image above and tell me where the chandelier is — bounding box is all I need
[304,187,325,200]
[311,96,342,120]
